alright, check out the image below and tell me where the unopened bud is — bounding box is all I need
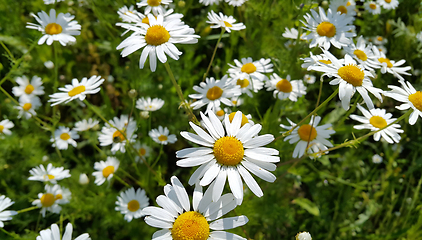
[296,232,312,240]
[79,173,89,185]
[128,89,138,99]
[140,111,150,119]
[178,0,186,7]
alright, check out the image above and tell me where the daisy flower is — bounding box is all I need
[26,9,81,46]
[117,14,199,72]
[74,118,99,131]
[98,115,137,153]
[115,187,149,222]
[141,176,249,240]
[231,96,243,107]
[15,96,42,119]
[36,223,90,240]
[0,195,18,228]
[296,232,312,240]
[32,184,70,217]
[118,5,139,23]
[137,0,172,15]
[377,0,399,10]
[48,75,104,106]
[136,97,165,111]
[365,1,381,14]
[301,7,356,50]
[28,163,71,184]
[372,35,388,45]
[189,75,241,114]
[265,74,307,102]
[311,50,383,110]
[206,11,246,33]
[228,57,273,82]
[350,104,403,143]
[225,0,247,7]
[344,36,380,71]
[280,116,335,158]
[226,111,254,127]
[92,157,120,186]
[43,0,65,4]
[282,27,306,40]
[304,74,316,84]
[372,154,383,164]
[0,119,14,136]
[229,72,263,98]
[12,75,44,101]
[133,142,152,162]
[383,80,422,125]
[199,0,221,6]
[149,126,177,145]
[50,126,79,150]
[301,52,340,71]
[372,47,411,81]
[176,111,280,202]
[329,0,356,19]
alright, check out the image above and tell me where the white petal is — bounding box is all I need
[209,216,249,230]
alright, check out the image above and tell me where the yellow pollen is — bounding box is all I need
[25,84,35,94]
[102,166,115,178]
[232,100,237,105]
[228,112,249,127]
[337,64,364,87]
[409,91,422,111]
[45,23,63,35]
[369,116,387,128]
[68,85,86,97]
[22,103,32,111]
[337,6,348,14]
[241,63,257,74]
[142,17,150,25]
[60,133,71,140]
[378,58,393,68]
[113,130,126,142]
[319,60,332,64]
[213,136,244,166]
[276,79,293,93]
[55,194,63,200]
[147,0,162,6]
[40,193,56,207]
[377,36,383,41]
[127,200,140,212]
[158,135,168,142]
[236,78,250,88]
[45,174,55,180]
[297,124,317,141]
[353,49,368,61]
[216,109,225,117]
[316,22,336,38]
[369,3,377,9]
[0,125,4,133]
[171,211,210,240]
[346,1,352,6]
[145,25,170,46]
[206,86,223,100]
[384,0,391,3]
[139,148,147,156]
[223,21,232,28]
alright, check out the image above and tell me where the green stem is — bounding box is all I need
[203,28,225,82]
[0,41,16,62]
[17,206,39,214]
[151,145,163,169]
[113,174,130,187]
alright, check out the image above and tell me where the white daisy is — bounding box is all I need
[133,142,152,162]
[229,72,263,98]
[344,36,380,71]
[12,75,45,101]
[280,116,335,158]
[228,57,274,82]
[14,96,42,119]
[0,195,18,228]
[365,1,381,14]
[226,111,254,127]
[176,111,280,202]
[282,27,306,40]
[189,75,241,114]
[43,0,65,4]
[329,0,356,19]
[32,184,70,217]
[50,126,79,150]
[383,80,422,125]
[296,232,312,240]
[141,176,249,240]
[350,104,403,143]
[0,119,14,136]
[301,7,356,49]
[214,107,228,121]
[265,74,307,102]
[372,47,411,81]
[372,154,383,164]
[36,223,90,240]
[26,9,81,46]
[117,9,182,28]
[231,96,243,107]
[149,126,177,145]
[118,5,139,23]
[225,0,247,7]
[136,0,172,15]
[206,11,246,33]
[301,52,340,71]
[116,14,199,72]
[98,115,137,153]
[377,0,399,10]
[28,163,71,184]
[92,157,120,186]
[199,0,221,6]
[48,75,104,106]
[304,74,316,84]
[372,35,388,45]
[136,97,165,111]
[115,187,149,222]
[74,118,99,131]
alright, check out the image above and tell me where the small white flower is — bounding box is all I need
[92,157,120,186]
[32,184,70,217]
[199,0,221,6]
[372,35,388,45]
[344,36,380,71]
[228,57,273,82]
[0,119,14,136]
[117,5,139,23]
[265,74,307,102]
[12,75,45,101]
[79,173,89,185]
[365,1,381,15]
[296,232,312,240]
[74,118,99,131]
[372,47,411,81]
[206,11,246,33]
[133,142,151,162]
[136,97,165,111]
[36,223,90,240]
[301,52,339,71]
[115,187,149,222]
[136,0,172,15]
[14,96,42,119]
[50,126,79,150]
[225,0,247,7]
[282,27,306,40]
[28,163,71,184]
[0,195,18,228]
[44,61,54,69]
[304,74,316,84]
[377,0,399,10]
[229,72,263,98]
[372,154,383,164]
[98,115,137,153]
[149,126,177,145]
[329,0,356,19]
[43,0,65,4]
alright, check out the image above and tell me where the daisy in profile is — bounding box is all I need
[301,52,339,71]
[350,104,403,143]
[98,115,137,153]
[28,163,71,184]
[141,176,249,240]
[372,35,388,46]
[344,36,380,71]
[12,75,44,101]
[226,111,254,126]
[115,187,149,222]
[301,7,356,49]
[199,0,221,6]
[296,232,312,240]
[36,223,90,240]
[149,126,177,145]
[49,75,104,106]
[137,0,172,15]
[15,96,42,119]
[177,111,280,202]
[26,9,81,46]
[378,0,399,10]
[383,80,422,125]
[189,75,241,114]
[226,0,247,7]
[372,47,411,81]
[0,195,18,228]
[365,1,381,15]
[304,74,316,84]
[118,5,139,23]
[280,116,335,158]
[329,0,356,19]
[282,27,306,40]
[0,119,14,136]
[136,97,165,111]
[206,11,246,33]
[50,126,79,150]
[43,0,65,4]
[74,118,99,131]
[32,184,70,217]
[228,57,273,82]
[133,142,151,162]
[230,72,263,98]
[214,107,227,121]
[92,157,120,186]
[265,74,307,102]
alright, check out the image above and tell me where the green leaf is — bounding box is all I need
[292,197,320,216]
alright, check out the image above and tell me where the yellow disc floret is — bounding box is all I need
[127,200,140,212]
[68,85,86,97]
[142,17,150,25]
[213,136,244,166]
[216,109,225,117]
[236,78,250,88]
[316,22,336,38]
[45,174,55,180]
[369,3,377,9]
[113,130,125,142]
[40,193,56,207]
[45,23,63,35]
[369,116,387,129]
[0,125,3,133]
[409,91,422,111]
[337,64,365,87]
[206,86,223,100]
[139,148,147,156]
[102,165,115,178]
[297,124,317,141]
[276,79,293,93]
[337,6,348,14]
[145,25,170,46]
[378,58,393,68]
[147,0,162,6]
[25,84,35,94]
[23,103,32,111]
[60,133,70,140]
[158,135,168,142]
[384,0,391,3]
[353,49,368,61]
[228,112,249,127]
[171,211,210,240]
[319,60,332,64]
[223,21,232,28]
[241,63,257,74]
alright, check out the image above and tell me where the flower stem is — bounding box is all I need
[202,28,225,82]
[113,174,130,188]
[151,144,163,169]
[17,206,39,214]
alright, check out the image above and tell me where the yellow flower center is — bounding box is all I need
[378,58,393,68]
[232,100,237,105]
[22,103,32,111]
[384,0,391,3]
[241,63,257,74]
[127,200,140,212]
[223,21,232,28]
[236,78,250,88]
[206,86,223,100]
[409,91,422,111]
[369,116,387,128]
[158,135,168,142]
[216,109,225,117]
[147,0,162,6]
[68,85,86,97]
[145,25,170,46]
[171,211,210,240]
[213,136,244,166]
[45,23,63,35]
[228,112,249,127]
[353,49,368,61]
[139,148,147,156]
[337,64,365,87]
[60,133,71,140]
[45,174,55,180]
[297,124,317,141]
[102,165,115,178]
[113,130,125,142]
[25,84,35,94]
[347,1,352,6]
[377,36,383,41]
[40,193,56,207]
[319,60,332,64]
[276,79,293,93]
[0,125,3,133]
[55,194,63,200]
[337,6,348,14]
[316,22,336,38]
[369,3,377,9]
[142,17,150,25]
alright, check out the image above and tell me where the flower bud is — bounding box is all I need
[79,173,89,185]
